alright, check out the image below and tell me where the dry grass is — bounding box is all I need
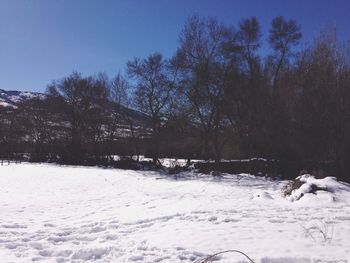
[301,220,334,243]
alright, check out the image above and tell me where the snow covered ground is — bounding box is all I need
[0,163,349,263]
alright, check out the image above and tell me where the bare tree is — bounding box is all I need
[269,16,302,88]
[294,26,350,181]
[17,98,53,161]
[127,53,175,164]
[237,17,262,76]
[175,15,232,162]
[108,72,142,160]
[47,72,109,163]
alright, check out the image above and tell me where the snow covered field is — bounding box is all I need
[0,164,349,263]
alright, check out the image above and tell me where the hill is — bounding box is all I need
[0,89,46,108]
[0,88,149,125]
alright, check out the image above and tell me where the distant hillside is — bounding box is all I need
[0,88,149,126]
[0,89,46,108]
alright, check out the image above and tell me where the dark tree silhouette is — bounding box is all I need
[47,72,109,163]
[127,53,175,164]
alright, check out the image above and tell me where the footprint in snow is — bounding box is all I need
[2,224,27,229]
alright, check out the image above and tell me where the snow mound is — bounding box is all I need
[285,174,350,202]
[253,191,273,200]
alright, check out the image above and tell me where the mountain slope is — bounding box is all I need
[0,89,46,107]
[0,88,149,125]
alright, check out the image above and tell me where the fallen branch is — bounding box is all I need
[194,249,255,263]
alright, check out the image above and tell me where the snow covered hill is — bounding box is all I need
[0,88,149,126]
[0,164,349,262]
[0,89,46,108]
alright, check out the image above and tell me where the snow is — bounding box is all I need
[286,174,350,202]
[0,89,46,108]
[0,163,350,262]
[114,156,270,168]
[109,156,202,167]
[0,100,15,108]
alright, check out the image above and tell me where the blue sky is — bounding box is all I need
[1,0,349,92]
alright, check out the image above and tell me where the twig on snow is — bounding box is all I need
[194,249,255,263]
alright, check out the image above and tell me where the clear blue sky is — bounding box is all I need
[1,0,349,92]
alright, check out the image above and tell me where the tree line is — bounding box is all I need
[1,15,350,181]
